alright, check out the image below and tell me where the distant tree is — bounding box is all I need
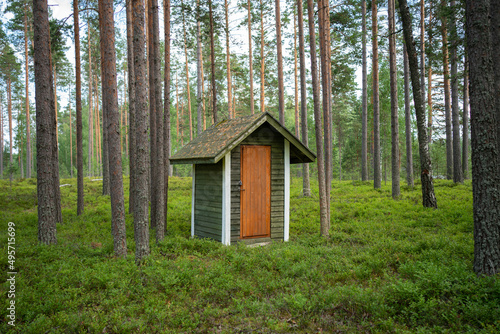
[225,0,233,118]
[398,0,437,208]
[196,0,203,133]
[465,0,500,275]
[450,0,462,183]
[275,0,284,124]
[247,0,255,114]
[297,0,310,197]
[462,52,469,179]
[33,0,60,244]
[209,0,217,124]
[99,0,127,257]
[372,0,381,189]
[361,0,368,181]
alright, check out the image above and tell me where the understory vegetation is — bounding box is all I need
[1,177,499,333]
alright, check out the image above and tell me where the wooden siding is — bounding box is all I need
[231,124,284,243]
[194,162,223,241]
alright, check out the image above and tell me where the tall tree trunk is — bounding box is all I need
[260,0,265,113]
[201,54,207,130]
[132,0,150,262]
[88,21,93,177]
[73,0,84,216]
[8,78,12,183]
[127,0,136,214]
[404,44,414,188]
[427,8,433,143]
[196,0,203,134]
[69,100,73,178]
[33,0,59,244]
[164,0,172,228]
[372,0,381,189]
[420,0,426,105]
[294,8,299,136]
[462,52,469,179]
[99,0,127,258]
[0,98,3,178]
[101,74,110,195]
[318,0,332,218]
[181,0,193,140]
[209,0,217,124]
[298,0,310,197]
[54,65,58,145]
[24,4,31,178]
[361,0,368,181]
[491,0,500,168]
[441,5,453,180]
[151,0,165,241]
[307,0,329,237]
[176,75,180,139]
[389,0,400,198]
[248,0,254,114]
[276,0,285,124]
[450,0,462,183]
[225,0,233,119]
[148,0,157,228]
[466,0,500,276]
[398,0,437,208]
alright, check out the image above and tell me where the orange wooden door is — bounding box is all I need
[240,145,271,239]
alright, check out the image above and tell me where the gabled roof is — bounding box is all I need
[170,112,316,165]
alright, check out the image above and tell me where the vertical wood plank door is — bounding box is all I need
[240,145,271,239]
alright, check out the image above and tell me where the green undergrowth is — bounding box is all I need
[1,176,499,333]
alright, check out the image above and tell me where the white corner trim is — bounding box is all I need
[284,139,290,242]
[222,152,231,245]
[191,164,196,238]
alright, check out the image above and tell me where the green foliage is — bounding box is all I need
[0,177,498,333]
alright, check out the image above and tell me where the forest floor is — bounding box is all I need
[1,176,499,333]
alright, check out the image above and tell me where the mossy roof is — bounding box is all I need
[170,112,316,164]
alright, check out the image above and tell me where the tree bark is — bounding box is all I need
[389,0,400,198]
[151,0,165,241]
[372,0,381,189]
[225,0,233,119]
[361,0,368,181]
[209,0,217,124]
[196,0,203,134]
[164,0,171,228]
[298,0,310,197]
[307,0,329,237]
[294,9,299,137]
[420,0,426,105]
[404,44,414,188]
[276,0,285,124]
[147,0,157,228]
[491,0,500,168]
[33,0,59,244]
[24,3,31,179]
[69,100,73,178]
[462,52,469,179]
[8,77,12,183]
[133,0,150,262]
[248,0,254,114]
[73,0,84,216]
[99,0,127,257]
[398,0,437,208]
[441,4,453,180]
[427,8,433,143]
[127,0,136,214]
[181,1,193,140]
[465,0,500,276]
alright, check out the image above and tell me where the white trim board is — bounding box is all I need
[221,152,232,245]
[284,139,290,242]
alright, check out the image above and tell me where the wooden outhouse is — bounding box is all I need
[170,112,316,245]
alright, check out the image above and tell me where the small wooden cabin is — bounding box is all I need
[170,112,316,245]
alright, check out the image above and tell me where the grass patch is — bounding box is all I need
[1,177,499,333]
